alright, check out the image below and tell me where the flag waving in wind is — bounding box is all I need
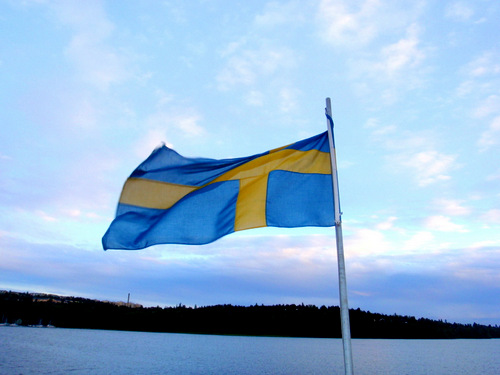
[102,132,335,250]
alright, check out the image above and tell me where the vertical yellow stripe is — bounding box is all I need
[234,176,268,231]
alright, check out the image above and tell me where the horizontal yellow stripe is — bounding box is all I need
[119,148,331,210]
[211,148,331,183]
[119,178,197,209]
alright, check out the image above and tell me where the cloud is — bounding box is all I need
[35,210,58,222]
[0,233,339,307]
[456,51,500,99]
[401,231,435,252]
[317,0,382,46]
[254,1,305,28]
[52,0,132,90]
[366,122,459,187]
[2,228,499,324]
[376,24,425,76]
[481,209,500,225]
[345,242,500,323]
[472,95,500,151]
[486,169,500,182]
[365,118,398,136]
[21,83,102,137]
[466,51,500,78]
[317,0,424,48]
[401,150,457,186]
[445,2,474,22]
[135,111,204,157]
[478,116,500,151]
[433,198,471,216]
[454,53,500,150]
[217,44,295,90]
[474,95,500,118]
[345,228,393,256]
[133,129,171,159]
[130,92,206,157]
[344,217,460,256]
[216,29,301,114]
[375,216,398,230]
[316,0,428,104]
[451,245,500,286]
[245,90,264,107]
[0,152,12,161]
[347,23,427,103]
[453,52,500,151]
[423,215,467,232]
[278,87,301,113]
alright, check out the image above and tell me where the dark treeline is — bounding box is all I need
[1,291,498,339]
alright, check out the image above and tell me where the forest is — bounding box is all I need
[1,290,498,339]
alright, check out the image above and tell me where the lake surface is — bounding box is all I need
[1,326,498,374]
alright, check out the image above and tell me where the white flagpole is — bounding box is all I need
[325,98,354,375]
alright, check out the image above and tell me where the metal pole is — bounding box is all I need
[325,98,354,375]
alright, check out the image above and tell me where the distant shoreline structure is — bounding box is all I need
[1,290,499,339]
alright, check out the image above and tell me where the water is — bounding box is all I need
[1,326,498,374]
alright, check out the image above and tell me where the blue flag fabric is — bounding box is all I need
[102,132,335,250]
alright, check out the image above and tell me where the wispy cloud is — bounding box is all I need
[317,0,381,46]
[432,198,471,216]
[317,0,424,48]
[375,24,425,77]
[217,43,295,90]
[478,115,500,151]
[254,1,306,28]
[347,23,427,103]
[423,215,468,232]
[445,2,475,22]
[375,216,398,230]
[134,110,204,158]
[474,95,500,118]
[481,209,500,225]
[456,51,500,99]
[453,52,500,151]
[401,231,435,252]
[345,228,394,257]
[473,95,500,151]
[403,150,457,186]
[215,16,303,117]
[245,90,265,107]
[52,0,133,90]
[466,51,500,78]
[365,119,459,187]
[278,87,301,113]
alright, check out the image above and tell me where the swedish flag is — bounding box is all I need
[102,132,334,250]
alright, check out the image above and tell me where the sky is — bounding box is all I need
[1,0,499,326]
